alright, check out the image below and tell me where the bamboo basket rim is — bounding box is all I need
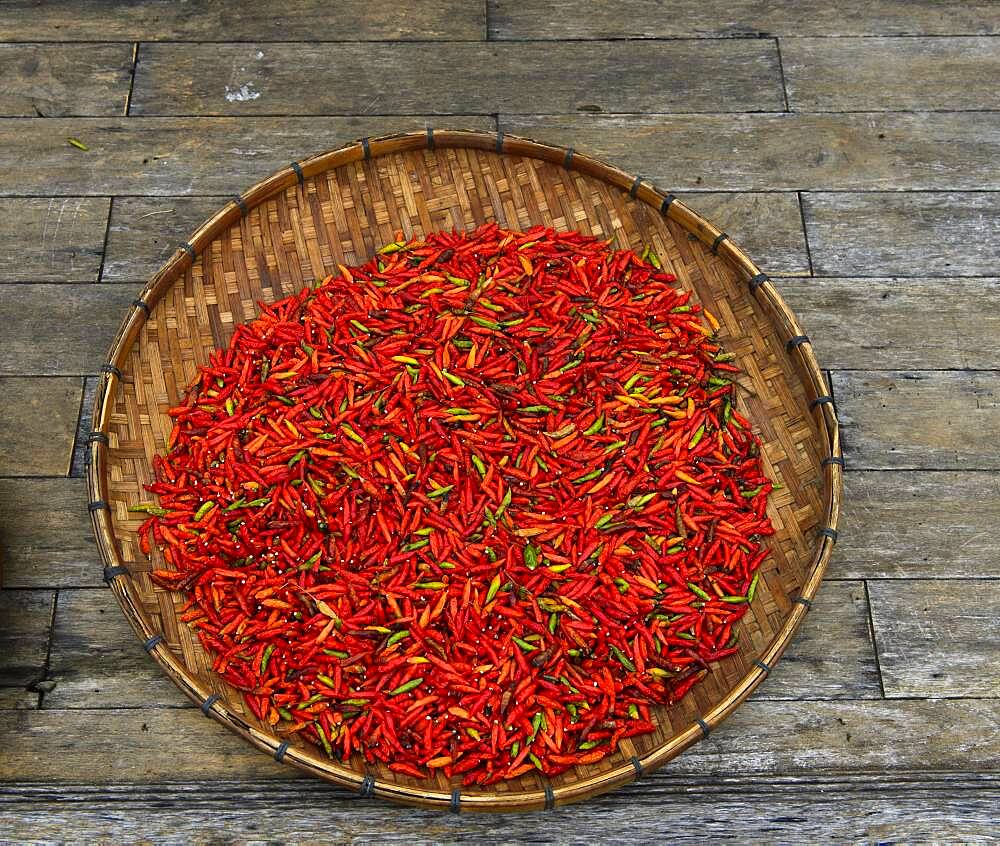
[87,128,842,812]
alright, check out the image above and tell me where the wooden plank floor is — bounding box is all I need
[0,1,998,840]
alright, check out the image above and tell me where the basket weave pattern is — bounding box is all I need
[89,130,841,811]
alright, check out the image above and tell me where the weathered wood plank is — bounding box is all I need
[4,115,997,196]
[131,40,783,116]
[0,1,486,41]
[42,580,877,709]
[832,472,1000,579]
[869,580,1000,698]
[501,113,1000,191]
[0,284,139,376]
[45,589,191,709]
[1,777,997,842]
[0,198,109,282]
[103,193,808,282]
[3,700,997,782]
[0,590,54,686]
[102,196,223,282]
[751,581,879,700]
[0,688,37,709]
[834,371,1000,470]
[1,707,286,782]
[782,37,1000,111]
[780,278,1000,369]
[0,116,495,196]
[0,44,132,117]
[0,377,82,476]
[803,192,1000,277]
[0,479,100,589]
[21,472,989,593]
[29,464,1000,604]
[488,0,1000,38]
[677,192,809,275]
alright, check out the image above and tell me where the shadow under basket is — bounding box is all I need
[87,128,842,812]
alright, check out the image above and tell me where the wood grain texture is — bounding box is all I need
[0,1,486,41]
[0,198,110,282]
[3,700,997,782]
[45,589,187,709]
[0,590,55,686]
[4,114,997,196]
[803,192,1000,277]
[501,113,1000,191]
[131,40,783,115]
[488,0,1000,38]
[0,284,139,376]
[0,479,100,589]
[1,707,288,782]
[869,580,1000,698]
[0,377,82,476]
[1,777,997,842]
[40,581,876,709]
[782,37,1000,111]
[779,278,1000,369]
[0,44,132,116]
[834,371,1000,470]
[831,472,1000,579]
[0,688,38,709]
[0,117,494,196]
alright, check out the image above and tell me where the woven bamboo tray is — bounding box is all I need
[88,128,842,812]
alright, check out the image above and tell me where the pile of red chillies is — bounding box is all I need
[137,223,774,786]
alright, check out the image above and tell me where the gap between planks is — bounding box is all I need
[123,42,139,116]
[863,581,888,697]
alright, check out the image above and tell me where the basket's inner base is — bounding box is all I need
[104,147,824,800]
